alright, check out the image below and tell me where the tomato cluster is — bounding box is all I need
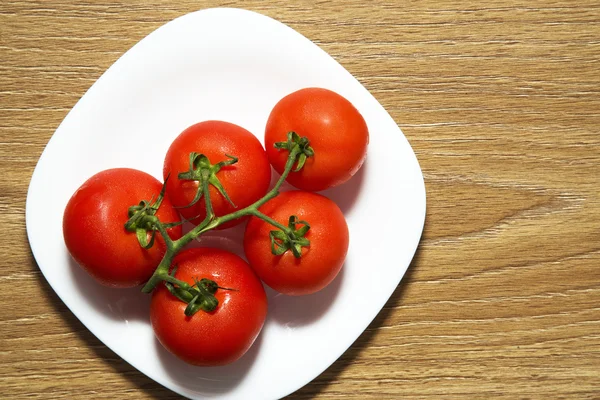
[63,87,369,366]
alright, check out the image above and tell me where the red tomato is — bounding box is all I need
[265,88,369,191]
[63,168,182,288]
[163,120,271,228]
[150,247,267,366]
[244,191,349,295]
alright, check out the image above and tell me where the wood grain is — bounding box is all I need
[1,0,599,398]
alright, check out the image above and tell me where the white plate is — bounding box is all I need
[26,8,426,400]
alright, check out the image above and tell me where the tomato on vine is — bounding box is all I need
[163,120,271,228]
[63,168,182,288]
[244,190,349,296]
[150,247,267,366]
[265,87,369,191]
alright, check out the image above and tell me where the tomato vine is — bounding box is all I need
[127,131,314,314]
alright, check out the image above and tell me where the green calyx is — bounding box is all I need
[164,269,236,316]
[269,215,311,258]
[124,183,168,249]
[274,131,314,172]
[177,152,238,209]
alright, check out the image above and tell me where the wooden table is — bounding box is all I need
[2,1,599,398]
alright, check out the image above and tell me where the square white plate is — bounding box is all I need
[26,8,426,399]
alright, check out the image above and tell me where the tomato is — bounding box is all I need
[264,88,369,191]
[163,120,271,228]
[63,168,182,288]
[244,191,349,295]
[150,247,267,366]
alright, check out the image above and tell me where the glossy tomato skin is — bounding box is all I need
[63,168,182,288]
[265,88,369,191]
[244,191,349,296]
[150,248,267,366]
[163,120,271,228]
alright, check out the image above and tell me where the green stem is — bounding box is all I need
[197,145,301,234]
[197,168,215,229]
[251,210,290,233]
[141,251,175,293]
[153,217,175,252]
[162,273,191,290]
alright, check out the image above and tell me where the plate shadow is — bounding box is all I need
[154,328,263,397]
[268,265,345,327]
[68,256,151,323]
[266,158,368,215]
[320,158,368,214]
